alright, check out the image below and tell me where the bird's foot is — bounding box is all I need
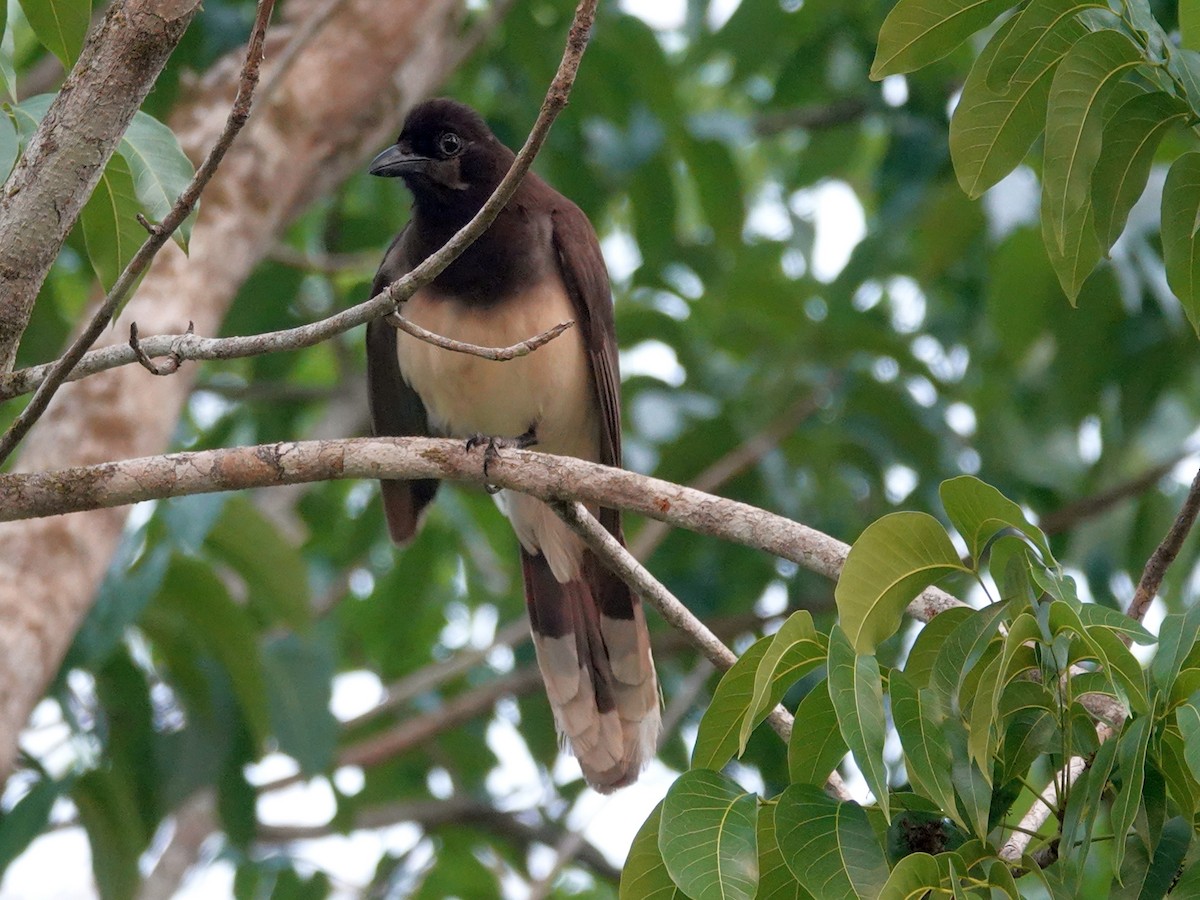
[465,426,538,488]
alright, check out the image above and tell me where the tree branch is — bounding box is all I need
[0,0,276,466]
[0,435,964,621]
[1039,453,1188,536]
[1127,464,1200,622]
[0,0,201,372]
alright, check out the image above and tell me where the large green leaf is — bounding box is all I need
[773,785,890,900]
[80,154,147,293]
[878,852,942,900]
[939,475,1054,565]
[1161,152,1200,333]
[756,806,816,900]
[788,679,848,786]
[18,0,90,68]
[263,633,337,775]
[660,769,759,900]
[1151,603,1200,697]
[1041,29,1142,254]
[73,769,145,900]
[986,0,1105,90]
[740,610,825,752]
[889,670,959,823]
[902,607,974,690]
[950,12,1085,197]
[836,512,967,654]
[871,0,1013,78]
[118,111,198,250]
[0,779,62,879]
[928,601,1009,715]
[620,803,685,900]
[693,636,770,770]
[827,626,890,822]
[1091,91,1187,249]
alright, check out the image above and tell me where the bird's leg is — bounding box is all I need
[465,424,538,489]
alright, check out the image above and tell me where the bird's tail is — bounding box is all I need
[521,548,660,792]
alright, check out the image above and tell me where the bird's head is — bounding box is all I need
[368,99,508,212]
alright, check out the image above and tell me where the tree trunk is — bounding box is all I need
[0,0,490,783]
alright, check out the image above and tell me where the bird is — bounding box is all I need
[364,98,660,791]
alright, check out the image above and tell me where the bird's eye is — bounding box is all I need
[437,132,463,157]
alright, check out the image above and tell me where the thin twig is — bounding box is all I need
[0,0,595,409]
[1039,452,1189,536]
[0,0,277,466]
[550,499,854,802]
[1127,464,1200,622]
[386,312,575,361]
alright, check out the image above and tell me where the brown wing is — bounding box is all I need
[550,202,622,536]
[366,227,439,543]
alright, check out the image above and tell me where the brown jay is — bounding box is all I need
[365,99,660,791]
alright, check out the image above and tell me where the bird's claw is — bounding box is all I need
[465,426,538,480]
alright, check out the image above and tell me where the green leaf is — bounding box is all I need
[1041,29,1142,254]
[620,803,686,900]
[773,784,890,900]
[1091,91,1187,249]
[1161,152,1200,333]
[828,626,890,822]
[660,770,758,900]
[1041,190,1103,301]
[1074,603,1154,644]
[756,806,816,900]
[950,13,1085,197]
[1111,716,1152,875]
[118,111,198,250]
[986,0,1105,91]
[878,852,942,900]
[889,670,960,825]
[0,779,62,878]
[943,721,991,838]
[693,636,771,771]
[836,511,968,654]
[1177,701,1200,784]
[205,495,312,632]
[740,611,825,752]
[1185,0,1200,51]
[1159,725,1199,817]
[939,475,1054,565]
[263,633,337,775]
[787,678,848,786]
[73,769,145,900]
[0,112,17,184]
[154,556,271,745]
[18,0,90,67]
[1151,603,1200,697]
[928,601,1008,716]
[903,607,974,689]
[871,0,1013,78]
[80,154,147,294]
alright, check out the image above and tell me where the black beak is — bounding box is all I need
[368,145,429,177]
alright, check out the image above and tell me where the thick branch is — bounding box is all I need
[0,0,276,466]
[0,435,963,619]
[0,0,200,372]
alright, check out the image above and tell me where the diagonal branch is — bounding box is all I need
[0,0,277,466]
[1127,464,1200,623]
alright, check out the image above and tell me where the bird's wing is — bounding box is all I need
[550,202,622,533]
[366,227,439,543]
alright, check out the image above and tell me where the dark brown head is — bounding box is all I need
[368,99,511,221]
